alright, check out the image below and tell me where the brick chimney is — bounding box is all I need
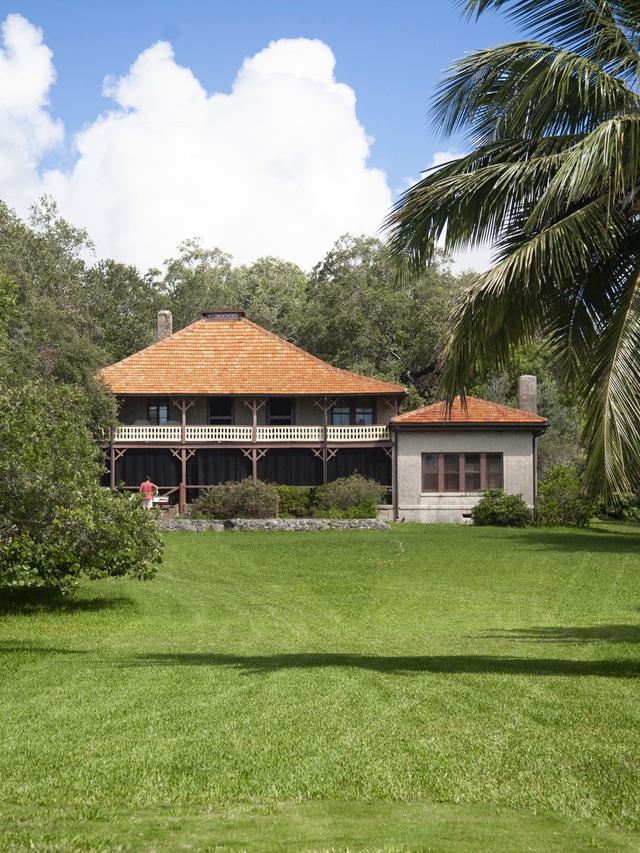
[157,310,172,341]
[517,375,537,413]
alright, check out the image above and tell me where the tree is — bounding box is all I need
[303,235,463,397]
[0,379,162,593]
[387,0,640,501]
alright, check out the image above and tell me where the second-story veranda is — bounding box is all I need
[98,309,406,506]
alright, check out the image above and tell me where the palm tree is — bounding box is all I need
[387,0,640,501]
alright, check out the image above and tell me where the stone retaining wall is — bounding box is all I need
[158,518,389,532]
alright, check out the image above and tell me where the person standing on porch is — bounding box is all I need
[139,476,158,509]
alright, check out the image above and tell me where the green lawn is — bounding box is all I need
[1,523,639,852]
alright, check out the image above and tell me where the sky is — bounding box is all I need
[0,0,522,273]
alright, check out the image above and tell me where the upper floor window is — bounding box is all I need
[208,397,233,425]
[268,397,293,425]
[148,398,169,425]
[421,452,504,493]
[331,397,375,425]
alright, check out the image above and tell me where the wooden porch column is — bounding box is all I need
[110,447,126,489]
[313,396,337,484]
[171,397,195,444]
[242,397,266,479]
[171,448,196,513]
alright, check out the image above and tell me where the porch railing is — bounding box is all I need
[111,424,390,443]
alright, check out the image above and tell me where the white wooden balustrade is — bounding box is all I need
[327,425,389,442]
[112,424,390,443]
[186,425,253,442]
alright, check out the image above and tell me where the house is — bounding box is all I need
[98,310,548,520]
[98,309,405,511]
[387,384,548,523]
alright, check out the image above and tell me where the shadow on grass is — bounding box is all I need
[484,624,640,644]
[0,640,89,656]
[509,527,640,554]
[129,651,640,678]
[0,591,137,616]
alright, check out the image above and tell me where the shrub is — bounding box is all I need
[315,474,386,518]
[471,489,532,527]
[192,478,278,519]
[597,491,640,522]
[0,380,162,593]
[275,485,314,518]
[536,465,595,527]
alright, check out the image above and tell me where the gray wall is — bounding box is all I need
[395,428,536,523]
[118,395,399,426]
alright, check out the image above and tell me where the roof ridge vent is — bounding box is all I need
[202,309,245,321]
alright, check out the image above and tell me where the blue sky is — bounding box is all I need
[0,1,522,271]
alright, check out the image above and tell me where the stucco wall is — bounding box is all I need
[395,428,536,523]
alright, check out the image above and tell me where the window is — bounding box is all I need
[443,454,460,491]
[464,454,481,491]
[486,453,504,489]
[268,397,293,425]
[421,452,504,493]
[331,397,375,425]
[332,402,351,425]
[421,453,438,492]
[208,397,233,425]
[148,398,169,425]
[354,398,374,425]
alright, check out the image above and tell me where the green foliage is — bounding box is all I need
[302,235,462,398]
[192,478,279,519]
[536,465,596,528]
[387,0,640,501]
[0,380,162,592]
[275,485,314,518]
[315,474,386,518]
[598,491,640,522]
[471,489,532,527]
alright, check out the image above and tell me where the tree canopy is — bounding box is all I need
[387,0,640,501]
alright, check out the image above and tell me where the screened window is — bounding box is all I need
[464,454,481,491]
[332,398,375,425]
[268,397,293,425]
[354,398,374,425]
[148,398,169,425]
[208,397,233,425]
[332,403,351,425]
[421,452,504,493]
[443,454,460,491]
[421,453,438,492]
[486,453,504,489]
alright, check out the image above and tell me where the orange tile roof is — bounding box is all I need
[98,317,406,396]
[392,396,548,426]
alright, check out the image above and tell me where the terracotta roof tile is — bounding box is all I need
[392,396,548,426]
[98,317,406,396]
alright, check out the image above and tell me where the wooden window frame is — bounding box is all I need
[147,397,170,425]
[268,397,295,426]
[208,397,234,425]
[331,397,377,426]
[421,452,504,493]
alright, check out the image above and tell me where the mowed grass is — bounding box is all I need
[1,523,640,852]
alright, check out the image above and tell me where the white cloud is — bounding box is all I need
[427,150,495,274]
[0,14,62,204]
[0,17,393,271]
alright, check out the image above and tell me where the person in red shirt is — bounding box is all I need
[139,476,158,509]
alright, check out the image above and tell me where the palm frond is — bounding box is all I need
[463,0,640,78]
[433,42,639,145]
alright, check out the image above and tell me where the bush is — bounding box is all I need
[472,489,532,527]
[0,380,162,593]
[597,491,640,522]
[275,485,314,518]
[315,474,386,518]
[192,478,278,519]
[536,465,595,527]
